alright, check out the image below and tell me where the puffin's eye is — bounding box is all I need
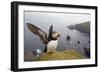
[54,33,56,35]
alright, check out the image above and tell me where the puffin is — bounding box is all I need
[27,23,60,53]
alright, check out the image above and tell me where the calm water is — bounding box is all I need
[24,11,90,56]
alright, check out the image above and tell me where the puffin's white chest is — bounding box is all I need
[47,40,58,52]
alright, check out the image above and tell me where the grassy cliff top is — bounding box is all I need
[38,50,85,61]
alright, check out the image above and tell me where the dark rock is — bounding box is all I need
[66,35,71,41]
[88,40,90,43]
[77,40,80,44]
[83,47,90,58]
[32,49,42,57]
[67,25,75,30]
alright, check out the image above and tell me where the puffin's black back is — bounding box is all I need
[43,25,53,52]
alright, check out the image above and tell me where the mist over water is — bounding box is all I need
[24,11,90,56]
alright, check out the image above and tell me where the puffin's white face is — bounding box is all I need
[52,32,60,39]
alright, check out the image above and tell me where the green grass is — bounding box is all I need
[75,21,90,33]
[38,50,85,61]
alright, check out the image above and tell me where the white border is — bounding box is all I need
[18,5,96,68]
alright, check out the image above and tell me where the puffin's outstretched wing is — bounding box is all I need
[27,23,48,44]
[48,25,53,41]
